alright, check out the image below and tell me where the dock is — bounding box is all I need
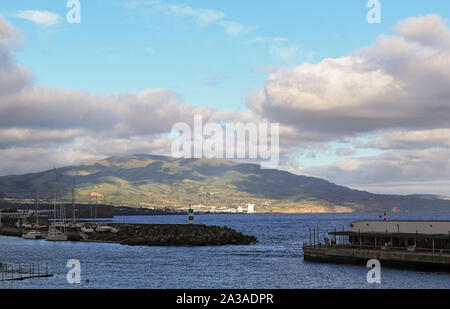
[303,245,450,271]
[0,263,53,281]
[303,220,450,272]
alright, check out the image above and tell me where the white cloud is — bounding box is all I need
[248,14,450,141]
[395,14,450,48]
[304,148,450,193]
[0,14,33,96]
[0,14,23,48]
[127,0,255,37]
[219,21,257,36]
[269,45,299,61]
[249,37,313,64]
[0,128,85,149]
[348,181,450,196]
[334,148,356,157]
[249,37,289,44]
[246,14,450,194]
[14,10,61,26]
[0,15,261,175]
[159,3,225,26]
[358,129,450,150]
[2,12,450,196]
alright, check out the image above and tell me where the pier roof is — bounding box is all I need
[329,231,450,239]
[349,220,450,235]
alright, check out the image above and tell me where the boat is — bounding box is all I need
[22,230,44,240]
[95,224,114,232]
[81,224,95,234]
[46,226,68,241]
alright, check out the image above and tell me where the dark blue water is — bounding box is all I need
[2,213,450,289]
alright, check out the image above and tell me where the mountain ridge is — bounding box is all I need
[0,154,449,213]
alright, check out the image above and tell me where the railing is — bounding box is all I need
[0,262,52,281]
[303,243,450,255]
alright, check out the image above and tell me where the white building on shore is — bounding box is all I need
[247,204,255,214]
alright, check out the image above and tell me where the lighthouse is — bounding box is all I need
[188,205,194,224]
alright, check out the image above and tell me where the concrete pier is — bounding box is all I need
[303,245,450,271]
[304,220,450,272]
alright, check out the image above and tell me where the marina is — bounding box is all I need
[0,202,257,246]
[0,181,257,246]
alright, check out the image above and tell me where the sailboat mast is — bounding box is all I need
[35,191,39,226]
[53,168,57,221]
[72,180,76,222]
[60,175,65,224]
[58,174,67,233]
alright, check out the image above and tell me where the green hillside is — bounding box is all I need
[0,154,449,213]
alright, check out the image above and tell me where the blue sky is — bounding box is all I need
[1,1,450,195]
[3,0,449,110]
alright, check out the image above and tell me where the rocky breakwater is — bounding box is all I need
[88,224,258,246]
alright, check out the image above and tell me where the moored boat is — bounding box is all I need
[22,230,44,240]
[81,224,95,233]
[46,226,68,241]
[95,224,114,232]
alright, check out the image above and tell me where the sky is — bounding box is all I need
[1,0,450,196]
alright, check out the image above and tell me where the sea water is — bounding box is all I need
[1,213,450,289]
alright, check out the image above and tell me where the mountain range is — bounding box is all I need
[0,154,449,213]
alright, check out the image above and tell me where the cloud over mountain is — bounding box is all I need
[246,14,450,194]
[247,14,450,140]
[0,15,226,174]
[1,12,450,195]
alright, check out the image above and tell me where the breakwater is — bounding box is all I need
[88,224,258,246]
[0,223,258,246]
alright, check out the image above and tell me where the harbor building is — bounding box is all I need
[303,220,450,271]
[342,220,450,251]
